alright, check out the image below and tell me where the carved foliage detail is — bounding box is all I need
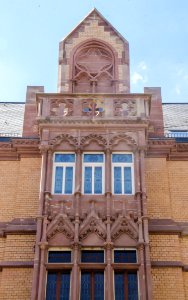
[111,215,138,241]
[50,99,73,117]
[49,134,78,148]
[79,210,106,241]
[114,99,137,117]
[109,134,137,148]
[80,134,107,148]
[47,214,74,241]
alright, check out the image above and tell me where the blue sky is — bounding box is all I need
[0,0,188,103]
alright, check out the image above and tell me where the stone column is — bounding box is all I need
[105,148,111,194]
[139,148,152,300]
[31,148,47,300]
[37,216,48,300]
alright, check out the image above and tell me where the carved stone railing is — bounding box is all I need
[36,93,151,121]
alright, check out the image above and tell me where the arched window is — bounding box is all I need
[72,41,115,93]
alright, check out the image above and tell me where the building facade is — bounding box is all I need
[1,9,188,300]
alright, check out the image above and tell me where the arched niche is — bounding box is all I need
[71,40,116,93]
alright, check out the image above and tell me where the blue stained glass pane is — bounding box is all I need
[128,273,138,300]
[55,154,75,162]
[94,167,102,194]
[84,167,92,194]
[48,251,71,263]
[115,273,124,300]
[124,167,132,194]
[81,251,104,263]
[84,154,103,163]
[94,272,104,300]
[81,272,91,300]
[112,154,132,163]
[114,250,137,263]
[46,273,57,300]
[65,167,73,194]
[60,272,70,300]
[114,167,122,194]
[54,167,63,194]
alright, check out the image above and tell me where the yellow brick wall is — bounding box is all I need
[0,238,5,261]
[183,272,188,300]
[0,268,33,300]
[180,236,188,265]
[151,268,185,300]
[3,235,35,262]
[150,234,181,261]
[0,157,41,222]
[168,161,188,222]
[145,158,172,218]
[146,158,188,221]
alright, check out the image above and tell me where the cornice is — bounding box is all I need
[0,138,40,160]
[147,138,188,159]
[149,219,188,235]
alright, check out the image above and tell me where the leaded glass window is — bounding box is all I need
[83,153,104,194]
[46,271,70,300]
[53,153,75,194]
[81,250,104,263]
[114,271,138,300]
[112,153,134,195]
[114,250,137,263]
[81,271,104,300]
[48,251,71,263]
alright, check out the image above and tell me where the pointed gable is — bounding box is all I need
[58,8,130,94]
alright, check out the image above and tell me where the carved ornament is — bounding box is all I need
[50,99,73,117]
[49,134,78,148]
[114,99,137,117]
[80,133,107,148]
[111,215,138,241]
[47,213,75,241]
[109,134,137,148]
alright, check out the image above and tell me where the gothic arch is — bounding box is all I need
[80,133,107,148]
[71,39,117,93]
[111,215,138,242]
[49,134,79,148]
[46,213,75,242]
[109,133,137,149]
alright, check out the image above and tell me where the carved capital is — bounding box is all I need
[104,242,114,250]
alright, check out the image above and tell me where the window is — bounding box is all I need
[112,153,134,195]
[53,153,75,194]
[81,271,104,300]
[46,250,72,300]
[81,250,104,263]
[113,249,138,300]
[83,153,104,194]
[114,271,138,300]
[114,249,137,264]
[80,250,105,300]
[48,251,72,263]
[46,271,71,300]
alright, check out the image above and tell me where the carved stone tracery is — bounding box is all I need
[80,133,107,148]
[50,99,73,117]
[73,41,115,93]
[111,214,138,241]
[114,99,137,117]
[49,134,78,148]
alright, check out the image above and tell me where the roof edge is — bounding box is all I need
[61,8,128,44]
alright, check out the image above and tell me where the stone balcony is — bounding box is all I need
[36,93,151,123]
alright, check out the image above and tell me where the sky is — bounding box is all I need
[0,0,188,103]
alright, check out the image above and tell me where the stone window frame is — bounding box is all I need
[82,152,105,195]
[111,152,134,195]
[45,248,73,300]
[52,152,76,195]
[79,247,106,299]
